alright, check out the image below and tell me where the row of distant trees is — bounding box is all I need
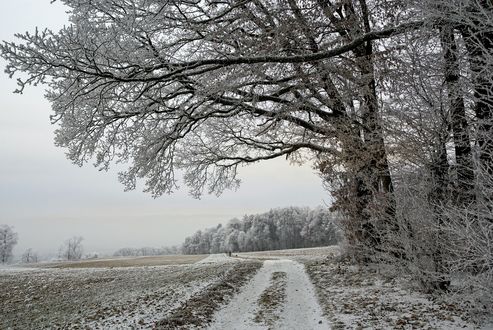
[0,225,85,264]
[0,225,43,264]
[113,246,179,257]
[182,207,341,255]
[1,224,182,263]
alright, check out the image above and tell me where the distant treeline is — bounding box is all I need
[182,206,342,255]
[113,246,179,257]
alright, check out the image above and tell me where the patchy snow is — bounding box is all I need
[0,262,239,329]
[156,261,263,329]
[197,253,235,264]
[4,246,490,329]
[237,246,340,262]
[254,271,287,327]
[0,265,40,272]
[208,259,329,330]
[277,260,329,330]
[305,258,488,329]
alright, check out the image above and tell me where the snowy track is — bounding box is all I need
[197,253,234,264]
[208,259,329,330]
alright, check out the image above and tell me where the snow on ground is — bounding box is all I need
[0,258,237,329]
[237,246,340,262]
[3,246,490,329]
[208,259,329,330]
[155,260,263,329]
[197,253,235,264]
[305,258,486,329]
[254,271,287,327]
[39,254,207,268]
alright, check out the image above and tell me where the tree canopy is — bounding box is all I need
[1,0,423,197]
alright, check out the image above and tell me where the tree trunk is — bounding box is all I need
[355,0,396,243]
[428,135,451,291]
[460,2,493,176]
[440,26,475,203]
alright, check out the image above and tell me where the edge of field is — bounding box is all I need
[32,254,209,268]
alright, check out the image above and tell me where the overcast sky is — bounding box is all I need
[0,0,329,258]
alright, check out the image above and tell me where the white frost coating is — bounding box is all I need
[208,259,329,330]
[197,254,235,264]
[276,260,329,330]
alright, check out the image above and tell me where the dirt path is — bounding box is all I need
[207,259,329,330]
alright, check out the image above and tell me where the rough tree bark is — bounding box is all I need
[460,0,493,176]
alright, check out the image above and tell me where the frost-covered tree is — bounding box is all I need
[0,0,427,253]
[301,207,340,247]
[2,0,493,303]
[21,248,39,263]
[0,225,18,264]
[347,0,493,297]
[210,224,225,253]
[182,207,341,254]
[59,236,84,261]
[113,245,178,256]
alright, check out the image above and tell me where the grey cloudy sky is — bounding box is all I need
[0,0,328,258]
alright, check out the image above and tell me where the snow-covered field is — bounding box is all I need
[0,255,241,329]
[236,246,339,261]
[36,254,208,268]
[1,247,489,329]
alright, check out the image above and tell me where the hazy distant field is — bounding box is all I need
[41,254,208,268]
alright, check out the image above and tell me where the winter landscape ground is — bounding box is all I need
[0,246,489,329]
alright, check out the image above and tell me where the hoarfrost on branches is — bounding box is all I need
[0,225,18,264]
[0,0,420,197]
[2,0,493,315]
[59,236,84,261]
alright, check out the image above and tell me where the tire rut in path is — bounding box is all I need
[208,259,329,330]
[254,271,287,327]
